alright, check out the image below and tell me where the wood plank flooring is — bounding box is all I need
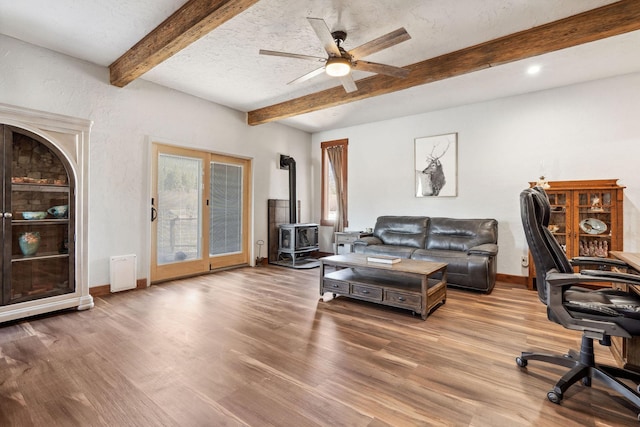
[1,265,639,426]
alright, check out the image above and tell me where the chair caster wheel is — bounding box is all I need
[636,384,640,393]
[516,357,527,367]
[547,390,562,404]
[581,377,591,387]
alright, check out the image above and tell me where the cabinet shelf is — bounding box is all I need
[11,183,69,193]
[11,251,69,262]
[12,219,69,225]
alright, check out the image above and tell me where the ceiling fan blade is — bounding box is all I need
[348,27,411,59]
[353,60,409,78]
[259,49,325,62]
[288,66,326,85]
[307,17,341,57]
[339,74,358,93]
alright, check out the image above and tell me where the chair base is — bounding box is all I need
[517,336,640,419]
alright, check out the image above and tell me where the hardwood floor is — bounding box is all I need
[1,265,638,426]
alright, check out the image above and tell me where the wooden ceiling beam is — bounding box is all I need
[109,0,259,87]
[247,0,640,126]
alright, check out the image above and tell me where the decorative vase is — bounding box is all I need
[18,232,41,256]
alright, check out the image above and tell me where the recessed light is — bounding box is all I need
[527,65,542,75]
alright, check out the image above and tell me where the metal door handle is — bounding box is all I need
[3,212,12,219]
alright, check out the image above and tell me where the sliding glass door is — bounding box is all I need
[151,145,251,282]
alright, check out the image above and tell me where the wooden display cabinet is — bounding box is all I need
[526,179,624,290]
[3,128,75,305]
[0,103,93,323]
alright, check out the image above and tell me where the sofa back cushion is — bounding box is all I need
[374,216,430,249]
[426,218,498,251]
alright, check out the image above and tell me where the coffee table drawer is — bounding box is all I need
[385,290,421,309]
[323,278,349,294]
[351,284,382,301]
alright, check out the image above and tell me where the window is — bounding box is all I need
[321,139,348,226]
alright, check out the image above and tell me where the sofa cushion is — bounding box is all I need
[411,249,468,273]
[411,248,496,291]
[426,218,498,251]
[374,216,429,249]
[354,244,416,259]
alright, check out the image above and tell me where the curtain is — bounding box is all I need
[326,145,346,237]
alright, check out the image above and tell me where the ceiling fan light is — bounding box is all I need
[325,57,351,77]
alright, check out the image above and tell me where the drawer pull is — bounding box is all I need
[362,290,369,294]
[398,296,406,301]
[333,284,339,288]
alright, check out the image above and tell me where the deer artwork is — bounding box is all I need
[418,140,451,196]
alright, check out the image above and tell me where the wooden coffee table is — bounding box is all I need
[319,253,447,320]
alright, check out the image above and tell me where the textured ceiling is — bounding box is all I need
[2,0,639,132]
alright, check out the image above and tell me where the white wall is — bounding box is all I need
[4,33,639,283]
[0,35,312,287]
[312,72,640,277]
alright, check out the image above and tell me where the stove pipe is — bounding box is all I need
[280,155,296,224]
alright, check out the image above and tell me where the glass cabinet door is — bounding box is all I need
[2,127,74,305]
[575,189,613,258]
[545,190,571,254]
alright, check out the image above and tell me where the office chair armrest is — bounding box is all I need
[580,269,640,283]
[570,256,628,268]
[547,270,640,287]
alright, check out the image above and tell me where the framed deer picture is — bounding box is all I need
[415,133,457,197]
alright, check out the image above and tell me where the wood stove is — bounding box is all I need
[277,223,319,267]
[273,155,319,268]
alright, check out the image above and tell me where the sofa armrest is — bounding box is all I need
[353,236,383,246]
[468,243,498,256]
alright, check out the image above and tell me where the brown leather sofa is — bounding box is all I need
[353,216,498,292]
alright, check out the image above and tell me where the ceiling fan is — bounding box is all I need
[259,17,411,93]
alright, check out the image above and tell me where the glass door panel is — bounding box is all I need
[151,145,208,282]
[208,154,251,269]
[210,162,242,256]
[546,191,569,254]
[156,153,203,264]
[576,190,612,258]
[3,126,74,305]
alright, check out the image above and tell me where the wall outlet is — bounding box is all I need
[521,255,529,268]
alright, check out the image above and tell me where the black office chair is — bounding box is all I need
[518,186,640,419]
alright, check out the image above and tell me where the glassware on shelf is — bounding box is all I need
[579,239,609,258]
[18,231,41,256]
